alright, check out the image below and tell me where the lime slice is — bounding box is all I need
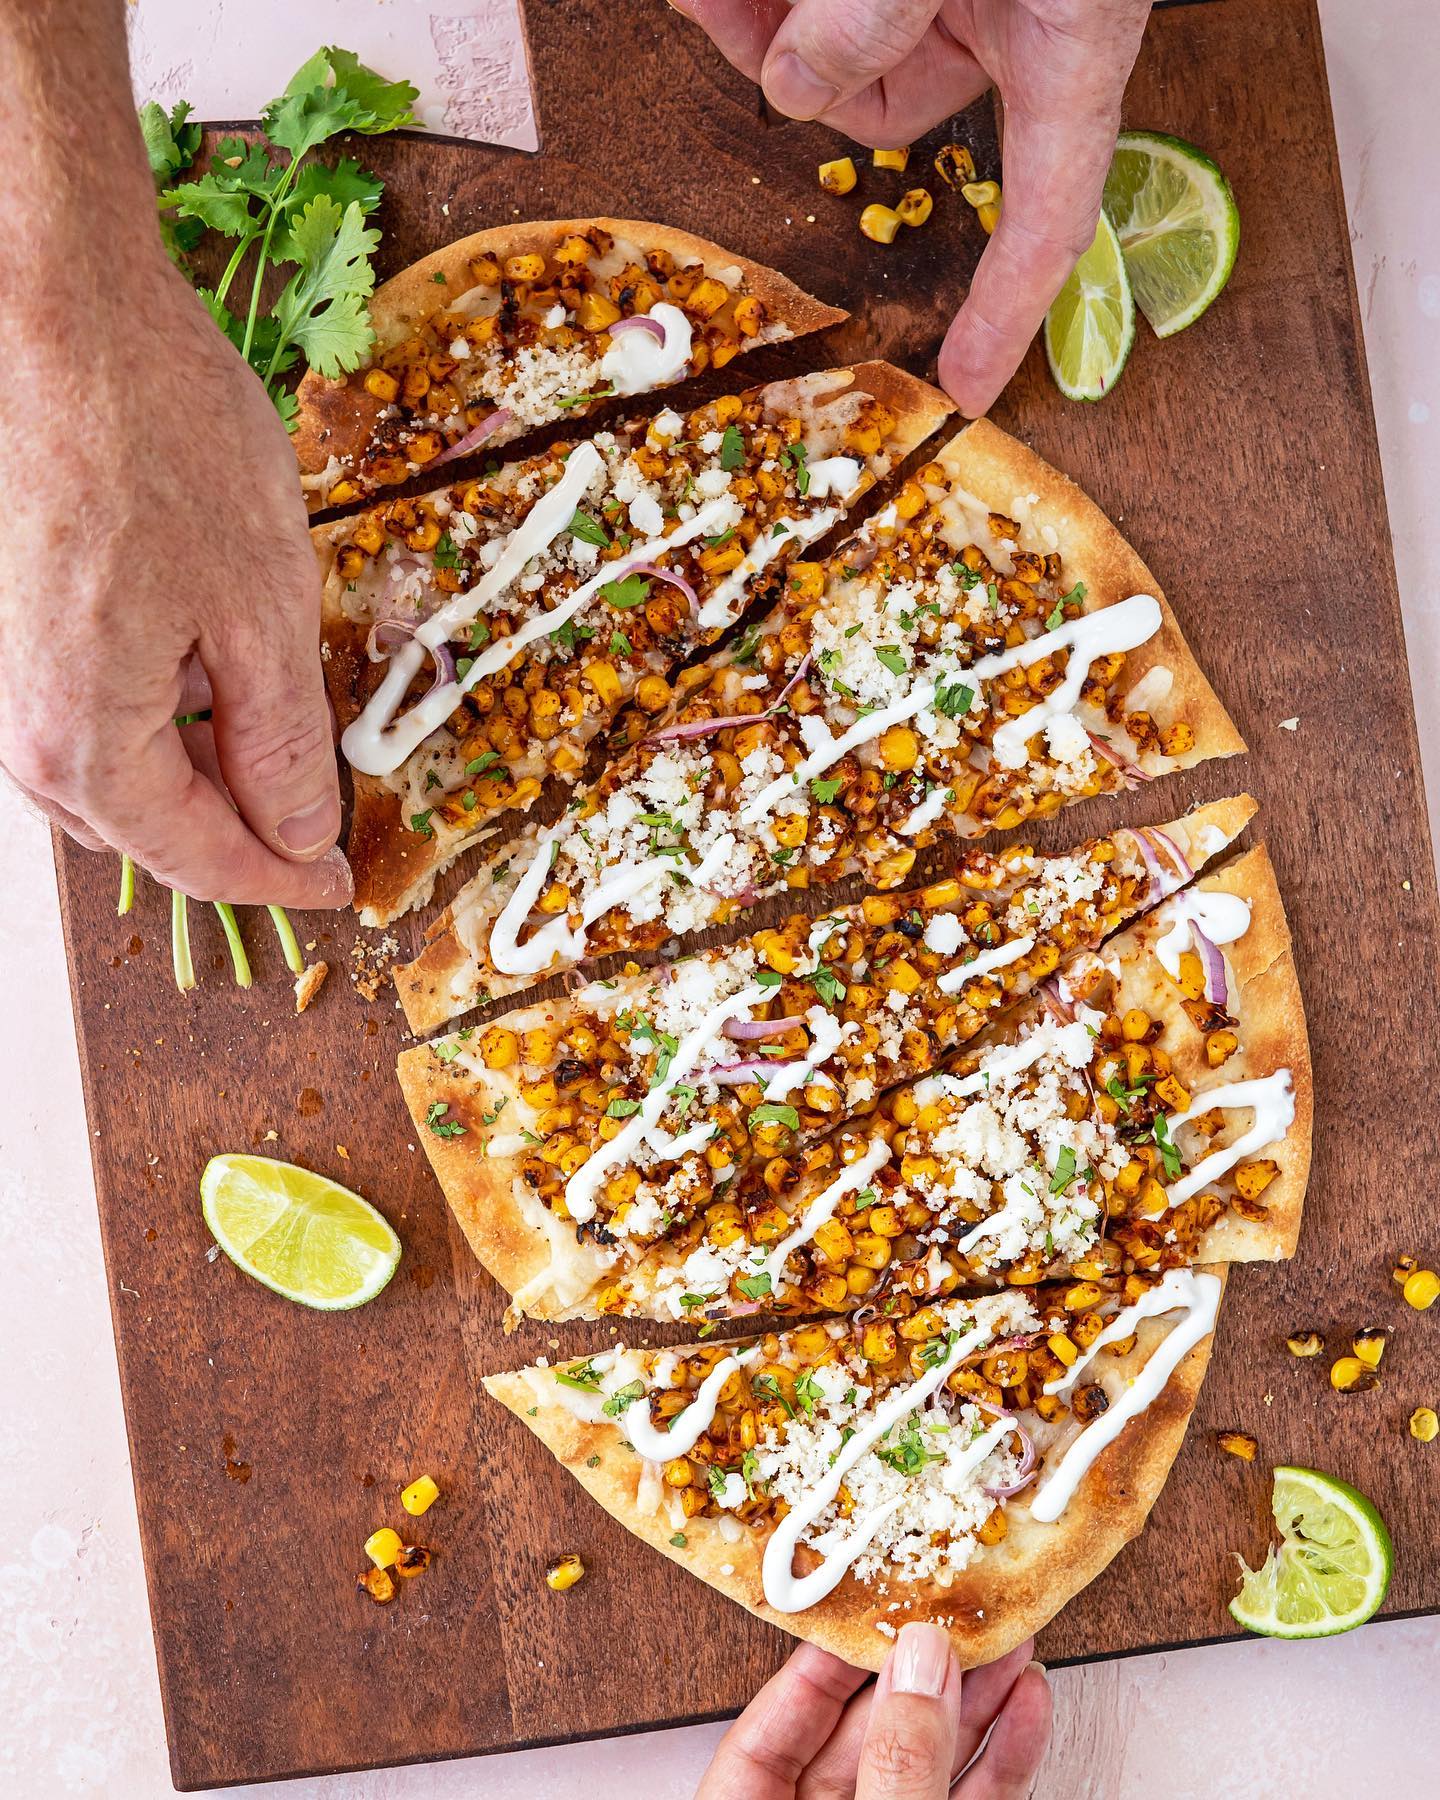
[201,1153,401,1310]
[1043,208,1135,402]
[1229,1466,1393,1639]
[1103,129,1239,338]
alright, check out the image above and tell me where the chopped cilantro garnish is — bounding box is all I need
[1050,1145,1078,1194]
[719,423,745,470]
[480,1096,507,1126]
[808,964,847,1007]
[602,1378,647,1417]
[600,572,651,609]
[568,508,610,547]
[936,678,975,719]
[669,1532,688,1548]
[609,630,632,656]
[794,1370,824,1416]
[409,809,434,839]
[1152,1112,1183,1180]
[555,384,616,410]
[748,1104,800,1134]
[784,440,810,494]
[424,1101,464,1138]
[736,1271,773,1300]
[876,645,907,677]
[432,531,461,570]
[810,776,844,803]
[606,1097,642,1119]
[554,1359,603,1393]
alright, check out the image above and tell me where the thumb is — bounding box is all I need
[760,0,942,121]
[201,588,343,863]
[856,1622,962,1800]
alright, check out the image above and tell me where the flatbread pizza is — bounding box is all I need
[397,417,1244,1029]
[294,218,847,511]
[398,797,1259,1322]
[320,361,951,924]
[484,1272,1224,1670]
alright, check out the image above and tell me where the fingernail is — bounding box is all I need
[1026,1659,1047,1677]
[889,1622,951,1698]
[277,793,341,856]
[763,51,838,121]
[311,845,354,904]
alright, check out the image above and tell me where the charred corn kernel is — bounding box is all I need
[711,392,744,426]
[546,1552,586,1592]
[934,143,976,189]
[1410,1407,1439,1443]
[813,1217,855,1264]
[1137,1176,1168,1217]
[400,1474,440,1516]
[1034,1392,1065,1423]
[896,188,933,227]
[537,880,570,916]
[860,204,902,245]
[326,478,361,506]
[962,180,1000,208]
[470,254,502,285]
[845,1265,877,1296]
[635,674,671,712]
[1121,1009,1152,1042]
[395,1544,432,1578]
[576,290,622,331]
[1217,1431,1258,1461]
[733,295,766,337]
[504,252,545,283]
[883,959,922,997]
[976,1504,1008,1546]
[364,368,399,403]
[1176,950,1207,1001]
[663,1456,693,1487]
[865,1204,905,1239]
[687,277,730,319]
[357,1567,396,1603]
[878,724,920,770]
[1230,1160,1278,1202]
[1063,1282,1105,1312]
[520,1074,558,1107]
[872,847,917,886]
[1330,1355,1379,1394]
[698,540,745,574]
[1404,1268,1440,1310]
[1154,1074,1190,1112]
[364,1527,404,1570]
[478,1023,519,1071]
[1286,1331,1324,1358]
[1393,1253,1419,1284]
[1353,1327,1389,1368]
[819,156,858,195]
[1047,1331,1079,1367]
[788,560,825,601]
[872,146,910,171]
[861,1321,898,1362]
[1115,1159,1145,1197]
[851,1231,892,1270]
[1206,1028,1240,1067]
[977,201,1002,234]
[334,545,366,581]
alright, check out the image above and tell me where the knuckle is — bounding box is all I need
[230,713,333,790]
[863,1724,941,1786]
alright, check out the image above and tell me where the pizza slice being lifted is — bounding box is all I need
[323,363,950,924]
[399,797,1257,1323]
[398,418,1245,1028]
[294,219,847,511]
[485,1270,1224,1669]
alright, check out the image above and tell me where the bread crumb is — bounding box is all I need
[294,959,329,1012]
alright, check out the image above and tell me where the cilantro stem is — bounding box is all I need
[117,855,136,917]
[240,153,301,371]
[171,891,196,993]
[213,903,253,988]
[266,904,305,976]
[212,230,262,313]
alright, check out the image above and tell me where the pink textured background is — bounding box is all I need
[1,3,1435,1796]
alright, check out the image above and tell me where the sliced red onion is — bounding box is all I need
[987,1331,1046,1354]
[432,406,515,467]
[1130,828,1187,904]
[703,1058,808,1086]
[366,618,419,662]
[624,561,699,616]
[726,1297,765,1316]
[609,314,667,345]
[644,653,813,746]
[1147,828,1194,884]
[723,1014,806,1042]
[1191,921,1229,1006]
[1086,729,1153,783]
[976,1400,1038,1499]
[426,641,457,696]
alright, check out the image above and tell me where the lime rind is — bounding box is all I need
[1104,129,1240,338]
[1228,1465,1393,1639]
[1043,208,1136,403]
[201,1153,401,1311]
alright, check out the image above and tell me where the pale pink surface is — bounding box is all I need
[4,3,1438,1795]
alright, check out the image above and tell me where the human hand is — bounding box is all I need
[670,0,1152,416]
[0,248,351,908]
[695,1625,1051,1799]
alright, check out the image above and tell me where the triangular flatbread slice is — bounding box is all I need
[399,796,1255,1322]
[398,417,1245,1026]
[320,361,950,924]
[294,218,848,511]
[484,1272,1223,1670]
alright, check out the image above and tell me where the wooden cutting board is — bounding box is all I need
[60,0,1440,1787]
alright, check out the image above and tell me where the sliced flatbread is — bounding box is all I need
[484,1272,1224,1670]
[398,417,1244,1027]
[294,218,847,511]
[319,361,951,924]
[399,797,1256,1323]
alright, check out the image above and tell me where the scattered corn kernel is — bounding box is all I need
[819,156,858,195]
[1353,1327,1389,1369]
[401,1474,440,1516]
[896,188,934,228]
[1392,1253,1418,1285]
[357,1567,396,1604]
[1285,1331,1324,1358]
[1409,1406,1438,1443]
[933,143,976,189]
[1217,1431,1258,1461]
[860,204,902,245]
[546,1552,586,1592]
[1329,1355,1380,1394]
[395,1544,432,1579]
[1404,1268,1440,1310]
[977,201,1002,235]
[364,1527,404,1569]
[872,146,910,171]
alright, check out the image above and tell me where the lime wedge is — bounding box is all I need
[1229,1466,1393,1638]
[1043,208,1135,401]
[201,1153,401,1310]
[1103,129,1239,338]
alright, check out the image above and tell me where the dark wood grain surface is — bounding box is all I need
[59,0,1440,1787]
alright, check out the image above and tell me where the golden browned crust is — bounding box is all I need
[482,1276,1222,1670]
[293,217,849,494]
[938,420,1247,765]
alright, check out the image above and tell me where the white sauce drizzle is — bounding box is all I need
[563,982,771,1221]
[697,508,840,629]
[941,1019,1094,1100]
[1153,891,1252,981]
[1163,1070,1295,1207]
[804,455,862,501]
[620,1347,762,1460]
[760,1328,1006,1613]
[1030,1269,1222,1523]
[754,1138,892,1291]
[936,934,1036,996]
[900,785,954,836]
[599,302,693,395]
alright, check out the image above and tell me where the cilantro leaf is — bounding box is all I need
[876,646,908,677]
[602,1379,647,1417]
[268,195,380,379]
[424,1101,465,1139]
[748,1103,800,1133]
[736,1272,774,1300]
[1152,1112,1183,1181]
[568,509,611,548]
[139,99,202,182]
[1049,1145,1078,1195]
[719,424,745,471]
[600,573,651,609]
[810,776,844,803]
